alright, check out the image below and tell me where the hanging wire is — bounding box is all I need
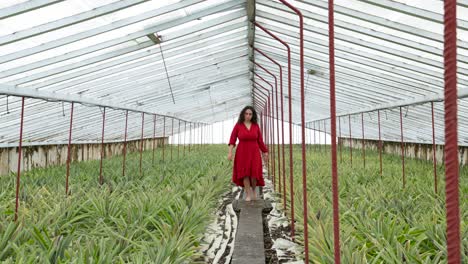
[6,95,9,114]
[156,34,175,104]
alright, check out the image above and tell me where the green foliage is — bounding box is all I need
[275,145,467,263]
[0,145,231,263]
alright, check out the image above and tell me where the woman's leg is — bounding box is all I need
[243,177,252,201]
[251,177,257,200]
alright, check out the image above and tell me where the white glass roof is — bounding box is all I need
[0,0,467,146]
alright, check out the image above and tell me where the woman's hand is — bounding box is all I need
[228,152,233,161]
[262,152,269,161]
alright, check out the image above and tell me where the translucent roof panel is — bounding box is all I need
[253,0,468,145]
[1,0,468,146]
[0,0,251,146]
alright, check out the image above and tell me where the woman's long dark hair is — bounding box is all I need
[237,106,258,124]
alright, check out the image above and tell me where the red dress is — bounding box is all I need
[228,122,268,187]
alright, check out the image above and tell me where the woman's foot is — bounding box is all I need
[245,189,252,202]
[251,188,257,200]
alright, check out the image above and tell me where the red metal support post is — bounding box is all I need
[361,112,365,168]
[378,110,382,177]
[123,110,129,175]
[184,121,187,156]
[254,21,295,237]
[254,62,282,200]
[277,1,309,259]
[443,1,461,261]
[329,1,341,260]
[254,84,271,184]
[349,115,352,166]
[255,73,276,190]
[339,116,342,162]
[313,122,316,151]
[65,102,74,196]
[324,119,327,149]
[318,121,322,152]
[254,79,275,186]
[152,114,156,165]
[162,117,166,161]
[14,97,25,222]
[178,120,180,158]
[99,107,106,185]
[254,47,286,209]
[399,107,406,188]
[139,113,144,177]
[171,118,174,161]
[431,102,437,194]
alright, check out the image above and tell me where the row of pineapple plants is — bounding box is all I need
[272,145,467,263]
[0,145,231,263]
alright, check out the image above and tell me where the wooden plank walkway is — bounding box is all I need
[232,198,272,264]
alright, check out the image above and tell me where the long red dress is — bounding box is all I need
[228,122,268,187]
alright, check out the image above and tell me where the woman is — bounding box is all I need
[228,106,268,201]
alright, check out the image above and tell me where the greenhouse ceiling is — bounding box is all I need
[0,0,467,146]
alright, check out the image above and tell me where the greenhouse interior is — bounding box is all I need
[0,0,466,263]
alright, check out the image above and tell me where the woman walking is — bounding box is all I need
[228,106,269,201]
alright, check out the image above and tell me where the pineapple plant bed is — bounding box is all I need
[0,145,232,263]
[276,145,467,263]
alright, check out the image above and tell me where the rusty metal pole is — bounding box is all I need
[162,117,166,161]
[139,113,144,177]
[99,107,106,185]
[324,120,327,151]
[65,102,74,196]
[378,110,382,176]
[14,97,25,222]
[339,116,342,162]
[178,120,180,158]
[123,111,129,175]
[171,118,174,161]
[254,22,295,238]
[442,1,461,260]
[313,122,316,151]
[361,113,365,168]
[378,110,382,177]
[152,114,156,165]
[349,115,352,167]
[431,102,437,193]
[277,1,309,259]
[184,121,187,157]
[318,121,322,152]
[400,107,406,188]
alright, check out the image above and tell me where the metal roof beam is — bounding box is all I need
[306,89,468,123]
[0,9,246,79]
[297,0,468,51]
[247,0,256,85]
[0,0,64,20]
[32,40,248,96]
[254,50,435,102]
[357,0,468,31]
[84,54,250,106]
[0,0,151,46]
[13,28,248,87]
[256,7,468,73]
[0,84,196,122]
[255,40,439,97]
[0,0,242,64]
[0,72,250,134]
